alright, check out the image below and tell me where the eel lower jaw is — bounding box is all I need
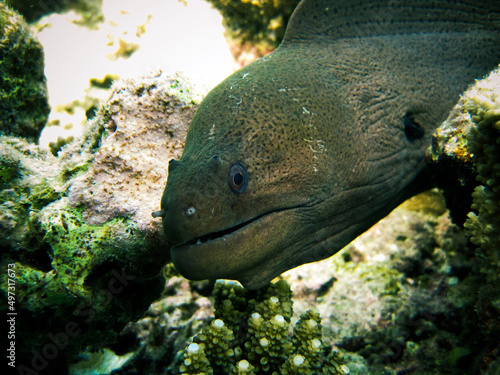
[173,212,265,250]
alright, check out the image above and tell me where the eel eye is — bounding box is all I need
[228,162,248,194]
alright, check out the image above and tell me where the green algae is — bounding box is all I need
[0,170,62,253]
[4,204,148,312]
[27,182,61,209]
[0,151,20,185]
[48,135,76,156]
[0,161,156,312]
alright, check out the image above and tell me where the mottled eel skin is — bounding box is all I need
[158,0,500,289]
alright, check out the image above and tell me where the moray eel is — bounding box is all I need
[158,0,500,289]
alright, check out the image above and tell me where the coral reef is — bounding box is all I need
[428,66,500,228]
[206,0,300,65]
[0,73,198,373]
[428,68,500,289]
[101,70,500,375]
[283,189,498,374]
[0,137,159,374]
[0,3,50,142]
[177,280,347,375]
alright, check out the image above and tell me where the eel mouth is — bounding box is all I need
[169,205,305,284]
[174,213,266,248]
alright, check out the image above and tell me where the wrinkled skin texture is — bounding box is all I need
[161,0,500,289]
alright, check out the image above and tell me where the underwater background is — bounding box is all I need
[1,0,499,374]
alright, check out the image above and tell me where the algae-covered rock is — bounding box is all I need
[0,3,50,142]
[423,66,500,374]
[461,68,500,281]
[427,66,500,227]
[0,137,62,253]
[460,69,500,364]
[207,0,300,64]
[428,66,500,326]
[82,274,214,375]
[0,73,198,373]
[64,73,199,231]
[5,0,103,26]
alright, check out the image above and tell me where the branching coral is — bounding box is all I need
[177,280,348,375]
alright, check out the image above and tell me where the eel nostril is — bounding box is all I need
[151,208,167,218]
[168,159,180,172]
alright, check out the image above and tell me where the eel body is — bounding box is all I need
[159,0,500,289]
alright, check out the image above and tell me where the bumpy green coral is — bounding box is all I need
[290,310,323,369]
[0,3,50,141]
[179,342,213,375]
[194,319,235,373]
[232,359,256,374]
[462,67,500,282]
[246,310,291,372]
[178,280,347,375]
